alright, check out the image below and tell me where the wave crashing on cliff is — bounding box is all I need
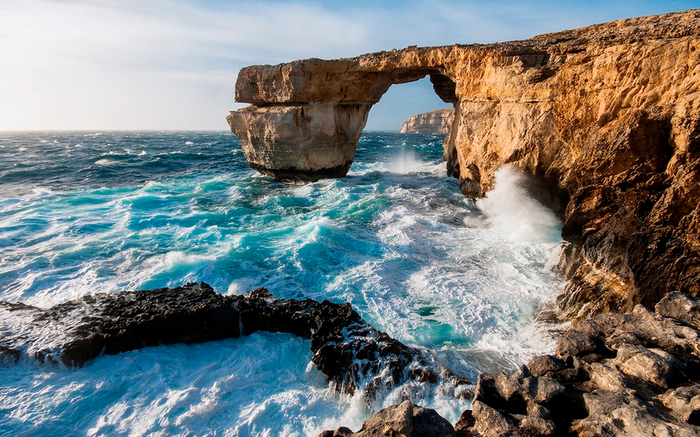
[0,131,564,435]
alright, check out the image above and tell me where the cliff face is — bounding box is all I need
[227,10,700,318]
[400,108,454,133]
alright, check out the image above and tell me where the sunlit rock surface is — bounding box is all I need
[400,108,454,134]
[324,292,700,436]
[227,10,700,318]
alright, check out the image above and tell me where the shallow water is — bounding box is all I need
[0,131,564,435]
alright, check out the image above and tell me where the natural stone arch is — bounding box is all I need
[227,57,458,182]
[228,11,700,322]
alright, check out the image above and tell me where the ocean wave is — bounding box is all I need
[0,131,565,435]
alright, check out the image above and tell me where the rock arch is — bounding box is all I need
[227,55,458,181]
[227,11,700,320]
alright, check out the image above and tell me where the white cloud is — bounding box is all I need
[0,0,696,130]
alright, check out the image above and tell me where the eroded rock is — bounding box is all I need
[455,292,700,436]
[656,291,700,330]
[0,283,468,396]
[400,108,454,134]
[661,386,700,425]
[316,400,455,437]
[228,10,700,318]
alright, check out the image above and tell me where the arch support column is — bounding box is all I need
[227,103,372,181]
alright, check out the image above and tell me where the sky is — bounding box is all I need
[0,0,698,131]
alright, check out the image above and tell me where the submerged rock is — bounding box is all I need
[0,283,468,396]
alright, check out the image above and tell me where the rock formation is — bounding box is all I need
[227,10,700,318]
[0,283,468,396]
[317,401,456,437]
[323,292,700,436]
[400,108,454,133]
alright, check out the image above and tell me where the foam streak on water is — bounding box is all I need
[0,131,564,435]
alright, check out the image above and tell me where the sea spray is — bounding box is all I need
[475,167,562,244]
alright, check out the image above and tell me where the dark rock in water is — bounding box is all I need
[229,287,465,394]
[316,400,455,437]
[0,283,469,396]
[0,283,239,367]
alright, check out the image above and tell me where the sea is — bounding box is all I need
[0,131,564,436]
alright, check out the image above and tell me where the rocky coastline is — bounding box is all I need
[2,283,698,435]
[0,283,469,398]
[222,10,700,434]
[227,10,700,320]
[319,291,700,436]
[400,108,454,134]
[1,9,698,437]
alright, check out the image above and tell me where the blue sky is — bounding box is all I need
[0,0,698,131]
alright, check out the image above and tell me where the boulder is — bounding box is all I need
[316,401,455,437]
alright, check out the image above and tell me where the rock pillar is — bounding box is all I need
[227,103,371,181]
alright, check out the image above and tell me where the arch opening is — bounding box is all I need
[364,75,455,132]
[227,64,459,182]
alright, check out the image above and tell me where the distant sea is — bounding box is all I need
[0,131,564,436]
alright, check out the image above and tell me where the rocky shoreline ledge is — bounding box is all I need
[2,283,698,435]
[319,291,700,436]
[0,283,469,398]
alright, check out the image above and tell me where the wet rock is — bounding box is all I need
[0,283,239,367]
[0,283,468,396]
[316,401,455,437]
[231,288,462,395]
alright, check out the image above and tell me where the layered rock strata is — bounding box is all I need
[228,10,700,318]
[323,292,700,436]
[400,108,454,134]
[0,283,468,395]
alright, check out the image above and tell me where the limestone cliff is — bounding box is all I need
[227,10,700,319]
[400,108,454,133]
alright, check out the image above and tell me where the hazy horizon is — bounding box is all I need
[2,0,699,132]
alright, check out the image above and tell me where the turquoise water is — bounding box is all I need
[0,131,564,435]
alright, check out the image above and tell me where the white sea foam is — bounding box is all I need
[95,159,117,166]
[0,132,567,435]
[476,167,561,243]
[388,149,424,174]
